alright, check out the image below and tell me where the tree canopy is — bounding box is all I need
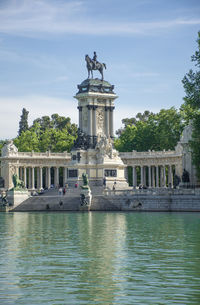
[18,108,29,136]
[14,113,77,153]
[115,108,183,152]
[181,31,200,179]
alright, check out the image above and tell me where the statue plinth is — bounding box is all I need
[7,189,30,207]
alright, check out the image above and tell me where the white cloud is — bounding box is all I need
[0,0,199,37]
[0,95,78,139]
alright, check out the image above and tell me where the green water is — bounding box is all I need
[0,212,200,305]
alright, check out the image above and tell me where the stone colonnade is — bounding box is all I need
[78,104,115,139]
[125,164,175,188]
[17,166,68,190]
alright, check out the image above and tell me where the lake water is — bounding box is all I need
[0,212,200,305]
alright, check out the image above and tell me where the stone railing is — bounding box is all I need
[103,187,200,196]
[1,151,71,159]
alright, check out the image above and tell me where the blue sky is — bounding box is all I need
[0,0,200,139]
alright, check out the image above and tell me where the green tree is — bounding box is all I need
[18,108,29,136]
[114,108,183,152]
[181,31,200,179]
[15,113,77,153]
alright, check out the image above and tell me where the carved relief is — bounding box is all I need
[97,107,104,135]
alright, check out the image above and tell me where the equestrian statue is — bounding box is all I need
[85,52,106,81]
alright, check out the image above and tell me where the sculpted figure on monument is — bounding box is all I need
[1,140,18,156]
[73,128,88,150]
[85,52,106,80]
[12,174,25,189]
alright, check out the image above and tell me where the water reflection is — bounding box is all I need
[0,212,200,305]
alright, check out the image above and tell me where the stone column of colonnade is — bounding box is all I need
[130,164,175,188]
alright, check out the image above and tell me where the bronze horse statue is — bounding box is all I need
[85,54,106,81]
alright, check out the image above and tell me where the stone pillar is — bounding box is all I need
[28,168,31,189]
[87,105,93,136]
[54,167,59,187]
[169,165,173,187]
[93,105,98,146]
[39,167,43,189]
[47,167,51,189]
[163,165,166,187]
[156,166,159,187]
[63,167,67,187]
[148,166,152,187]
[36,168,39,189]
[140,166,144,185]
[77,106,83,130]
[24,167,27,188]
[31,167,35,190]
[105,106,110,137]
[132,166,137,187]
[109,106,115,138]
[143,167,146,186]
[152,166,155,187]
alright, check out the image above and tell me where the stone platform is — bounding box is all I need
[6,187,200,212]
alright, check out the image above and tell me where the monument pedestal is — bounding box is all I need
[7,189,30,207]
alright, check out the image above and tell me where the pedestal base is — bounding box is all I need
[7,189,30,207]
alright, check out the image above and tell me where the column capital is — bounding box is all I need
[87,105,93,110]
[110,106,115,112]
[105,106,109,111]
[92,105,98,110]
[77,106,83,111]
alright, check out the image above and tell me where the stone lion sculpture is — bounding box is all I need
[12,174,25,189]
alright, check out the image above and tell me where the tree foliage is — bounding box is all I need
[18,108,29,136]
[114,108,183,152]
[181,31,200,179]
[14,113,77,153]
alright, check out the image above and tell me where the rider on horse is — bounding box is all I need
[92,51,97,69]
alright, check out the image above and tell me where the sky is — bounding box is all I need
[0,0,200,139]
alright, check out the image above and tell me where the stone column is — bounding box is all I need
[54,167,59,187]
[24,167,27,188]
[169,165,173,187]
[93,105,98,147]
[63,167,67,187]
[143,167,146,186]
[140,166,144,185]
[39,167,43,189]
[109,106,115,138]
[36,168,39,189]
[152,166,155,187]
[87,105,93,136]
[105,106,110,137]
[163,165,166,187]
[132,166,137,187]
[156,166,159,187]
[47,167,51,189]
[31,167,35,189]
[87,105,93,147]
[77,106,83,130]
[148,166,152,187]
[28,168,31,189]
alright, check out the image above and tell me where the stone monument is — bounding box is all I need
[67,52,128,189]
